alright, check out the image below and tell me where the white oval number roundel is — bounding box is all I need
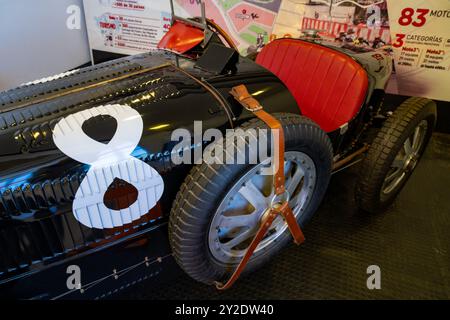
[52,104,164,229]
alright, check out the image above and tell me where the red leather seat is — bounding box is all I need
[256,39,369,132]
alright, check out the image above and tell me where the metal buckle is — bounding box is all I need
[244,105,263,112]
[240,97,263,112]
[270,190,290,209]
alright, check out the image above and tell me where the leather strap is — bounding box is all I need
[215,85,305,290]
[214,208,278,290]
[230,85,263,111]
[277,202,304,246]
[229,85,285,194]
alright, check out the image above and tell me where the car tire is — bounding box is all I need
[169,113,333,285]
[355,97,437,213]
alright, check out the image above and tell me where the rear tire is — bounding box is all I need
[355,97,437,213]
[169,113,333,284]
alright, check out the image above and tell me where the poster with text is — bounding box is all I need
[83,0,172,55]
[387,0,450,101]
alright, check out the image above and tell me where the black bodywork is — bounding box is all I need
[0,49,305,298]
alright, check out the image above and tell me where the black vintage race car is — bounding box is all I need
[0,15,436,299]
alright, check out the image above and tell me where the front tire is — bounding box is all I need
[356,97,437,213]
[169,113,333,285]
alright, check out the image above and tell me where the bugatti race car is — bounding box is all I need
[0,12,436,299]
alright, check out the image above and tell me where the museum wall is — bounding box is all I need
[0,0,91,91]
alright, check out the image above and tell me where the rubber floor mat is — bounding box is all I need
[119,134,450,300]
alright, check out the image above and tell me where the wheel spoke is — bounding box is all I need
[392,156,404,169]
[287,167,304,195]
[284,161,293,176]
[385,168,403,184]
[412,126,422,152]
[238,180,267,210]
[220,213,257,229]
[404,138,413,156]
[223,228,253,250]
[289,193,301,208]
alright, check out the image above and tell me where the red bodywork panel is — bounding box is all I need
[256,39,369,132]
[157,21,204,54]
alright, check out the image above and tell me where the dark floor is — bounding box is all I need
[120,133,450,300]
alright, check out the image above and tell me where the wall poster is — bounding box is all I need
[83,0,450,102]
[272,0,391,49]
[387,0,450,101]
[83,0,172,56]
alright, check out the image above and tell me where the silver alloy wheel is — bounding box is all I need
[381,120,428,195]
[208,151,317,263]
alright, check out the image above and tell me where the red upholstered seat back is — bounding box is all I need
[256,39,369,132]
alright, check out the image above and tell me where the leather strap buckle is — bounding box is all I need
[230,85,263,112]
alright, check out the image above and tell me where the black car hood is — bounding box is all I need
[0,48,299,213]
[0,51,234,215]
